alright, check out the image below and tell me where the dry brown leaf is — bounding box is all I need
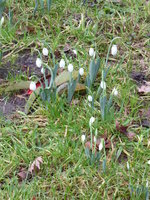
[28,157,43,173]
[116,121,136,140]
[138,82,150,94]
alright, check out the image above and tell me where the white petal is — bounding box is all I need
[89,117,95,126]
[41,67,44,74]
[111,45,117,56]
[88,95,93,102]
[36,58,42,68]
[112,87,118,96]
[81,134,86,143]
[100,81,106,90]
[89,48,95,57]
[79,68,84,76]
[29,82,36,91]
[68,64,73,73]
[99,141,103,151]
[0,16,4,26]
[42,48,48,56]
[73,50,77,55]
[59,59,65,68]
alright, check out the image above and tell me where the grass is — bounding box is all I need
[0,0,150,199]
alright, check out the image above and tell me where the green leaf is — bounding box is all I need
[47,0,52,12]
[55,70,78,86]
[24,87,41,114]
[68,79,77,103]
[4,81,31,93]
[89,58,100,85]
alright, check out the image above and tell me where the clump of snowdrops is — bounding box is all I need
[29,46,84,103]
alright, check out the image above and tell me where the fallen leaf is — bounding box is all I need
[116,121,136,139]
[28,157,43,173]
[85,133,111,153]
[137,82,150,94]
[139,108,150,128]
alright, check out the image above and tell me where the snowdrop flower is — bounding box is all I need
[79,68,84,76]
[81,134,86,143]
[59,59,65,69]
[73,50,77,55]
[41,67,44,74]
[112,87,118,96]
[127,161,130,170]
[42,48,48,56]
[148,160,150,165]
[88,95,93,102]
[111,45,117,56]
[146,180,148,188]
[89,117,95,126]
[99,141,103,151]
[94,136,96,143]
[29,82,36,91]
[36,58,42,68]
[0,16,4,26]
[68,64,73,73]
[100,81,106,90]
[89,48,95,57]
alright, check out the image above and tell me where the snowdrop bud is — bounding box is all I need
[59,59,65,69]
[0,16,4,26]
[94,136,96,143]
[99,141,103,151]
[111,45,117,56]
[73,50,77,55]
[79,68,84,76]
[89,117,95,126]
[42,48,48,56]
[81,134,86,143]
[41,67,44,74]
[127,161,130,170]
[68,64,73,73]
[89,48,95,57]
[29,82,36,91]
[36,58,42,68]
[146,180,148,188]
[148,160,150,165]
[88,95,93,102]
[112,87,118,96]
[100,81,106,90]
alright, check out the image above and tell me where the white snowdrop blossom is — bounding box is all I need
[41,67,44,74]
[59,59,65,69]
[146,180,148,188]
[81,134,86,143]
[148,160,150,165]
[36,58,42,68]
[0,16,4,26]
[88,95,93,102]
[111,45,117,56]
[127,161,130,170]
[89,117,95,126]
[94,136,96,143]
[100,81,106,90]
[29,82,36,91]
[68,64,73,73]
[89,48,95,57]
[99,141,103,151]
[42,48,48,56]
[112,87,118,96]
[79,68,84,76]
[73,50,77,55]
